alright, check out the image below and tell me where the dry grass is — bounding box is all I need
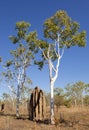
[0,106,89,130]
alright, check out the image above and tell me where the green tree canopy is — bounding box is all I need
[32,10,86,124]
[44,10,86,48]
[3,21,38,118]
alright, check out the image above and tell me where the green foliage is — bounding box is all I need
[3,21,38,117]
[54,87,64,96]
[84,95,89,106]
[35,10,86,70]
[2,93,11,101]
[16,21,30,39]
[9,36,19,44]
[26,31,37,43]
[8,21,38,71]
[85,84,89,93]
[54,87,65,107]
[2,69,13,81]
[63,98,72,108]
[10,45,32,69]
[54,95,65,107]
[9,21,31,43]
[16,21,30,31]
[26,31,39,53]
[54,87,72,108]
[5,60,13,67]
[36,39,49,49]
[65,81,88,106]
[43,10,86,48]
[9,21,30,43]
[34,61,44,70]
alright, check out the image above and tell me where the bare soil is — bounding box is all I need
[0,107,89,130]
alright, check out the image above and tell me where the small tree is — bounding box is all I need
[65,81,87,106]
[85,84,89,94]
[66,83,78,106]
[3,21,38,118]
[2,93,11,101]
[54,87,65,110]
[75,81,86,106]
[84,95,89,106]
[54,87,64,96]
[34,10,86,124]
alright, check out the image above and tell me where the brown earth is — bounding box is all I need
[0,106,89,130]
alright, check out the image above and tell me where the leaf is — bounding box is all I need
[43,10,86,48]
[6,60,12,67]
[34,61,44,70]
[9,36,19,44]
[16,21,30,31]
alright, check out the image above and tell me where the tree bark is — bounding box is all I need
[74,98,77,107]
[49,57,59,124]
[81,96,84,107]
[50,81,55,124]
[16,84,20,118]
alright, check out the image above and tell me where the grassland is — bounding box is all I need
[0,106,89,130]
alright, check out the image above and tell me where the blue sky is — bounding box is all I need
[0,0,89,95]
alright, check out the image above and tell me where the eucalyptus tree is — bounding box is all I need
[3,21,37,118]
[84,95,89,106]
[65,81,88,106]
[34,10,86,124]
[75,81,86,106]
[2,93,11,101]
[65,83,79,106]
[73,81,88,106]
[85,83,89,94]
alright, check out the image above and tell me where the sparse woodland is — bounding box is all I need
[0,10,89,129]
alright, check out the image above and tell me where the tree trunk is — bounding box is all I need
[74,98,77,107]
[81,96,84,107]
[48,41,60,124]
[50,80,55,124]
[16,84,20,118]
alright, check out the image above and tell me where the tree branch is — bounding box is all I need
[60,46,65,59]
[8,85,16,95]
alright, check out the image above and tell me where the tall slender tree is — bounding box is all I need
[34,10,86,124]
[3,21,38,118]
